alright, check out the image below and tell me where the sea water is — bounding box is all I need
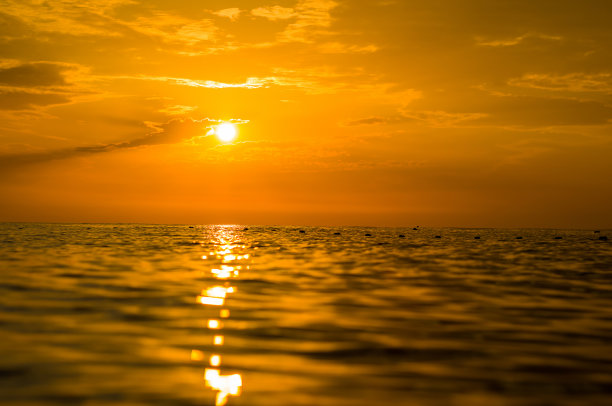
[1,223,611,405]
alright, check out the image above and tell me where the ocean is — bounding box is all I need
[1,223,611,405]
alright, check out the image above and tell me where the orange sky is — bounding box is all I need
[1,1,611,228]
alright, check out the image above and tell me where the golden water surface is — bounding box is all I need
[1,224,611,405]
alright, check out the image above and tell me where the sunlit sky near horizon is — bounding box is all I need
[1,0,611,227]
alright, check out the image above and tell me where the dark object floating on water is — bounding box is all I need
[554,236,562,239]
[594,230,600,233]
[333,232,341,235]
[243,227,249,231]
[189,226,194,228]
[434,235,441,239]
[365,233,372,237]
[413,227,419,230]
[516,236,523,240]
[599,236,608,241]
[474,236,481,239]
[299,230,305,233]
[399,234,405,238]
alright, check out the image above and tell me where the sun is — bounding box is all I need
[215,123,237,143]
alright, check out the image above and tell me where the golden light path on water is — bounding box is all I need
[192,227,246,406]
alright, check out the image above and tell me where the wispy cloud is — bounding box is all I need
[251,6,296,21]
[343,116,391,126]
[129,13,218,45]
[174,20,218,44]
[344,110,486,128]
[278,0,338,43]
[1,2,221,49]
[318,42,378,54]
[0,0,131,37]
[136,76,268,89]
[158,105,199,116]
[401,110,489,127]
[476,32,562,47]
[349,94,612,129]
[0,0,375,60]
[110,69,391,94]
[508,72,612,93]
[252,66,405,95]
[213,8,242,21]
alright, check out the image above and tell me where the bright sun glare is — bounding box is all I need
[215,123,237,143]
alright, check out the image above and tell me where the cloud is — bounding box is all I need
[401,110,489,127]
[278,0,338,43]
[214,8,242,21]
[108,65,404,96]
[0,62,70,87]
[174,19,218,44]
[251,66,408,95]
[0,90,70,110]
[0,2,223,55]
[115,118,213,148]
[0,61,90,111]
[344,110,486,128]
[476,96,612,127]
[173,78,267,89]
[317,42,378,54]
[0,0,131,37]
[344,116,390,126]
[0,118,236,170]
[476,32,563,47]
[251,6,296,21]
[123,13,218,45]
[130,75,268,89]
[0,11,30,39]
[344,89,612,129]
[0,0,367,59]
[106,72,342,93]
[158,104,198,115]
[117,70,383,94]
[508,73,612,93]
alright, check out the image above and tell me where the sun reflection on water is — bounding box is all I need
[204,369,242,406]
[193,226,247,406]
[211,265,239,279]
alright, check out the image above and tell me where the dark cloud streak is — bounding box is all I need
[0,118,214,172]
[0,62,69,87]
[0,62,83,111]
[0,90,70,110]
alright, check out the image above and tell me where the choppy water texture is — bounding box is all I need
[1,224,612,406]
